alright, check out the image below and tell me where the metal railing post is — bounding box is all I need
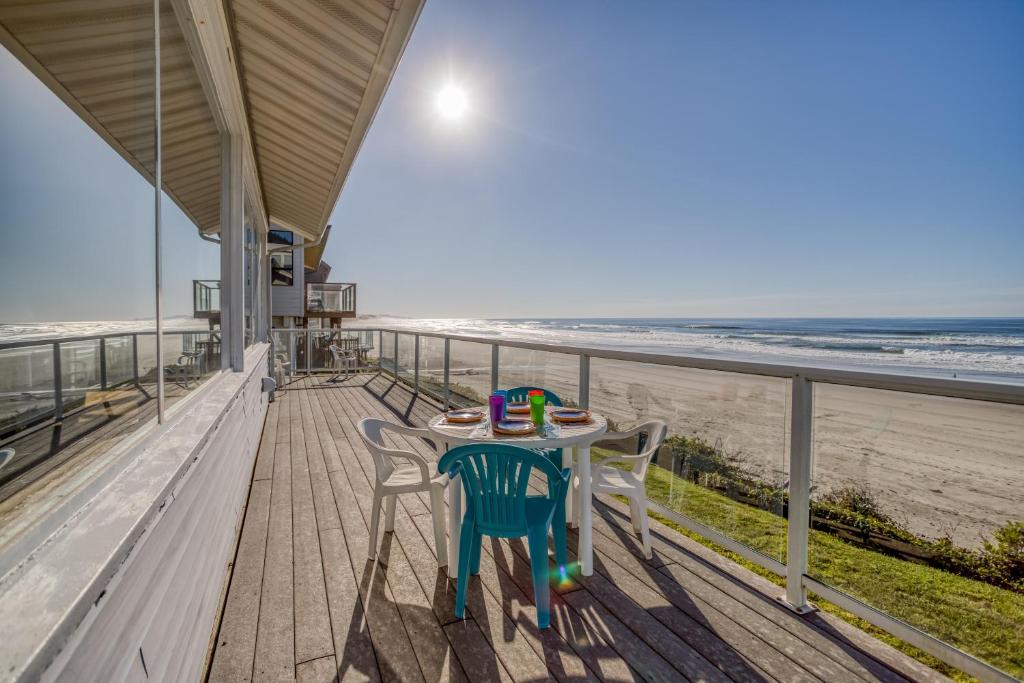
[52,341,63,420]
[490,344,499,393]
[443,338,451,410]
[393,331,399,377]
[413,334,420,394]
[305,331,312,375]
[376,330,383,375]
[785,375,814,613]
[579,354,590,408]
[132,334,140,387]
[99,338,108,390]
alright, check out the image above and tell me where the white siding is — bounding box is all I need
[0,346,271,683]
[271,237,305,318]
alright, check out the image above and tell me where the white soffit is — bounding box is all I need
[227,0,423,241]
[0,0,223,233]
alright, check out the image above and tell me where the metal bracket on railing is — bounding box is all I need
[490,344,499,393]
[783,374,816,614]
[99,338,108,391]
[443,338,451,410]
[579,355,590,409]
[414,334,420,394]
[52,342,63,420]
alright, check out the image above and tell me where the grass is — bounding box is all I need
[636,463,1024,681]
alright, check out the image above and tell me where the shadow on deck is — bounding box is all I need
[208,374,948,683]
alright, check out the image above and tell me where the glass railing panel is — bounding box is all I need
[497,346,579,406]
[60,340,102,413]
[270,329,308,381]
[0,345,55,436]
[417,336,447,401]
[809,386,1024,678]
[379,333,397,378]
[396,333,417,385]
[447,340,492,408]
[306,330,335,372]
[588,357,790,565]
[103,336,136,388]
[163,331,222,407]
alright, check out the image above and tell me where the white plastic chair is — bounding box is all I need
[357,418,449,566]
[329,344,357,381]
[574,420,668,559]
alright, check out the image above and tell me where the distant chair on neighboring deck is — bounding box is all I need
[328,344,357,381]
[357,418,449,567]
[574,420,668,559]
[165,351,203,388]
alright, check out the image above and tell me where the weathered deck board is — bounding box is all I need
[210,375,949,683]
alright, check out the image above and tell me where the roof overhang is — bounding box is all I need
[227,0,423,242]
[0,0,424,242]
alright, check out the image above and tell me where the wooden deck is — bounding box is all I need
[208,375,948,683]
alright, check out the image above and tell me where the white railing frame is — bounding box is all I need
[315,325,1022,683]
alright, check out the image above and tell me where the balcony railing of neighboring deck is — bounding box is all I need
[278,325,1024,683]
[193,279,221,318]
[306,282,356,317]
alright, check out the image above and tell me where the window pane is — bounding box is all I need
[159,0,220,405]
[0,4,156,521]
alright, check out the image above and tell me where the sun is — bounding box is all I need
[436,84,468,121]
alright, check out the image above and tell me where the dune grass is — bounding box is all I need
[635,462,1024,681]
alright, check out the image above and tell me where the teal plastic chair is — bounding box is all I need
[505,386,564,467]
[438,443,571,629]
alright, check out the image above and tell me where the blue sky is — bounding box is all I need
[325,0,1024,317]
[1,1,1022,323]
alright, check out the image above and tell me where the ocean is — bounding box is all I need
[369,317,1024,382]
[3,316,1023,382]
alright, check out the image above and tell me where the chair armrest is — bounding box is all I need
[382,423,438,452]
[591,423,648,446]
[377,445,432,482]
[596,452,649,474]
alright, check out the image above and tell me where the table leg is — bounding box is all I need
[447,472,462,579]
[565,446,576,525]
[578,444,593,576]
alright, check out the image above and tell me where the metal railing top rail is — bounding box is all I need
[282,326,1024,406]
[0,329,216,352]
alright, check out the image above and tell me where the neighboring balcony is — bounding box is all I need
[306,282,357,318]
[193,279,221,320]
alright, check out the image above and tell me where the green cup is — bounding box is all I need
[529,394,546,428]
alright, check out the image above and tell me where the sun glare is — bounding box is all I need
[436,84,468,121]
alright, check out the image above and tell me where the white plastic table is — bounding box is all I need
[427,407,607,578]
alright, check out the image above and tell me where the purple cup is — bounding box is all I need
[489,394,505,426]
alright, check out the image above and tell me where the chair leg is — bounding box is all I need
[469,528,483,576]
[565,450,575,525]
[429,485,448,567]
[629,497,642,534]
[455,520,475,619]
[636,494,653,559]
[527,525,552,629]
[368,489,383,560]
[553,493,568,572]
[384,494,397,532]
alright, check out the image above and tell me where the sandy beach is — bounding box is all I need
[409,340,1024,549]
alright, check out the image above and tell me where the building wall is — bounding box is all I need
[39,345,270,682]
[270,235,305,319]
